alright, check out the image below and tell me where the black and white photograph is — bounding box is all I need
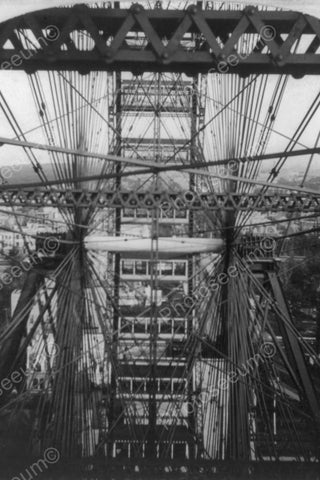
[0,0,319,479]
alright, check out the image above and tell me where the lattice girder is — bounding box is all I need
[1,188,320,212]
[1,5,320,75]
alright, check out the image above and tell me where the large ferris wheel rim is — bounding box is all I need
[1,3,320,75]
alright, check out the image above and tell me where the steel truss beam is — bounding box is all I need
[1,5,320,75]
[2,189,320,211]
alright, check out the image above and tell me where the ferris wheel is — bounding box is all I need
[0,1,319,474]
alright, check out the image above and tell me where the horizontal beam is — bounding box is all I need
[2,140,320,193]
[1,5,320,76]
[0,136,160,169]
[1,189,320,212]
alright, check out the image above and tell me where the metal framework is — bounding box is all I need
[1,4,320,75]
[1,1,320,472]
[1,189,320,212]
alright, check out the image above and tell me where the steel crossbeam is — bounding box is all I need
[1,188,320,211]
[1,4,320,75]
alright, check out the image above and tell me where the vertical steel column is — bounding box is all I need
[186,76,197,460]
[147,73,161,458]
[148,211,159,458]
[108,70,122,457]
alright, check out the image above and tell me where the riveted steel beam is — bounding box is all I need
[1,189,320,212]
[1,5,320,76]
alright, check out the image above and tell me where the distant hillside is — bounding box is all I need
[278,175,320,191]
[2,163,55,185]
[2,163,186,190]
[2,163,108,186]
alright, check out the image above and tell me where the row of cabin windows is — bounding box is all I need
[118,339,187,359]
[120,317,186,335]
[113,441,188,459]
[122,208,187,219]
[118,377,187,394]
[121,260,187,277]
